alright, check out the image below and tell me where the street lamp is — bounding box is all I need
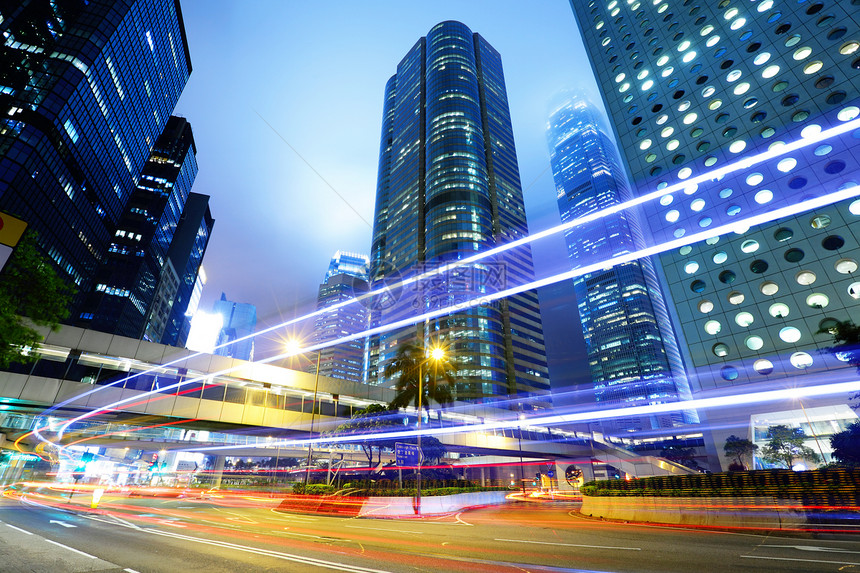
[517,407,526,496]
[416,345,446,515]
[285,340,321,490]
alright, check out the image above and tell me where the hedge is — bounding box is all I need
[580,468,860,505]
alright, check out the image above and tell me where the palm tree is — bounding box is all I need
[385,342,456,415]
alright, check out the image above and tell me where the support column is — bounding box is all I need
[212,456,226,488]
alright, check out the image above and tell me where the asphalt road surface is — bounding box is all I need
[0,490,858,572]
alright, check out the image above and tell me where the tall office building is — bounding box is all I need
[0,0,193,319]
[309,251,369,383]
[571,2,860,459]
[79,116,198,337]
[368,21,549,406]
[213,293,256,361]
[154,193,214,347]
[547,98,695,430]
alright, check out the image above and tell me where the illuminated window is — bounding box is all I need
[753,359,774,375]
[835,259,858,274]
[698,300,714,313]
[713,251,728,264]
[806,293,829,309]
[735,312,754,327]
[684,261,700,274]
[740,240,759,253]
[727,291,745,305]
[779,326,801,343]
[754,190,773,204]
[704,320,722,335]
[712,343,729,357]
[760,281,779,295]
[790,352,813,369]
[720,366,739,381]
[746,336,765,351]
[768,303,789,318]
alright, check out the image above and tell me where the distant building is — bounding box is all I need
[79,116,198,338]
[213,293,256,361]
[154,193,214,347]
[547,98,695,431]
[367,21,549,406]
[0,0,193,322]
[309,251,369,383]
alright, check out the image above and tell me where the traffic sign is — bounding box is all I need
[0,211,27,248]
[395,442,422,466]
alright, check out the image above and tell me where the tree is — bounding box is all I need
[830,422,860,466]
[760,425,821,469]
[385,343,455,414]
[723,435,759,470]
[817,319,860,371]
[0,231,75,367]
[817,320,860,409]
[659,439,701,471]
[330,404,401,468]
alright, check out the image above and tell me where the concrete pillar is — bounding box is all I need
[212,456,226,488]
[480,466,485,487]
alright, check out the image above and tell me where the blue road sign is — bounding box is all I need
[395,442,423,466]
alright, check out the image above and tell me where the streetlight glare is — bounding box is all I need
[430,347,445,361]
[285,339,302,355]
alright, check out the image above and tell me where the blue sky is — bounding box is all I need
[173,0,601,333]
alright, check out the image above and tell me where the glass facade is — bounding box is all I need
[157,193,214,347]
[0,0,193,323]
[79,115,197,338]
[310,251,369,383]
[368,21,549,407]
[547,99,695,430]
[213,293,257,362]
[571,1,860,391]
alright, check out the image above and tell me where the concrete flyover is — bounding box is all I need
[0,324,695,479]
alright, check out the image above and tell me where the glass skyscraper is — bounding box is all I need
[80,115,198,338]
[0,0,193,320]
[150,192,214,347]
[309,251,369,383]
[213,293,257,362]
[547,98,695,430]
[368,21,549,406]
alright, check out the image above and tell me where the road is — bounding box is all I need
[0,490,858,572]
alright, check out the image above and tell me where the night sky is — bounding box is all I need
[173,0,598,381]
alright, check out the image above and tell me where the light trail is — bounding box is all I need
[170,378,860,454]
[50,179,860,438]
[39,115,860,427]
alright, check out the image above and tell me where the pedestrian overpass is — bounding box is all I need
[0,324,694,481]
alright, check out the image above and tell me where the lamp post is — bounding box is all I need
[304,351,321,489]
[517,406,526,496]
[286,340,322,490]
[416,346,445,515]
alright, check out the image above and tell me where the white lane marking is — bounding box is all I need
[344,525,422,534]
[124,569,141,573]
[282,531,327,539]
[495,538,641,551]
[741,555,860,566]
[455,512,473,526]
[6,524,32,535]
[143,527,393,573]
[44,538,97,559]
[49,519,76,528]
[760,545,860,554]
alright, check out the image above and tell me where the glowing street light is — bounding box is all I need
[286,339,322,490]
[416,345,446,514]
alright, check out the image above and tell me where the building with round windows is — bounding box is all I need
[572,0,860,469]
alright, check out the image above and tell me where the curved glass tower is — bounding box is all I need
[548,99,696,430]
[367,21,549,407]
